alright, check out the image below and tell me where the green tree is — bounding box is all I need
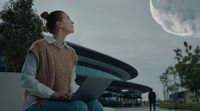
[0,0,44,72]
[160,66,180,101]
[174,41,200,102]
[166,66,180,95]
[160,73,169,101]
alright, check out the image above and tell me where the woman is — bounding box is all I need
[20,10,103,111]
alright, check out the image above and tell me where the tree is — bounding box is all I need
[160,73,169,101]
[160,66,180,101]
[0,0,44,72]
[174,41,200,102]
[166,66,180,95]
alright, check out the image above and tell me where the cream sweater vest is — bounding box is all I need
[25,39,78,103]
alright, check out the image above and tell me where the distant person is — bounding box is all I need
[20,10,103,111]
[148,89,156,111]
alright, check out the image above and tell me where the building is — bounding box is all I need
[170,90,200,103]
[67,42,152,107]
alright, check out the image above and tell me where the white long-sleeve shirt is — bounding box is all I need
[20,35,79,110]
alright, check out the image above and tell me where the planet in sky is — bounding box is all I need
[150,0,200,38]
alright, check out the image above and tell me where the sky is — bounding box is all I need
[1,0,200,101]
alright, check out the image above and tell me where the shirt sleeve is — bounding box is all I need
[70,65,80,94]
[20,52,55,99]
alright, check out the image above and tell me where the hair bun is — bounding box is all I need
[40,11,49,20]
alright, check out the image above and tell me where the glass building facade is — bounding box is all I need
[76,63,120,80]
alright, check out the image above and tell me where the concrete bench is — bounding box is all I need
[0,72,115,111]
[0,72,24,111]
[103,107,115,111]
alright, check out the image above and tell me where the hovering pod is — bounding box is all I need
[150,0,200,38]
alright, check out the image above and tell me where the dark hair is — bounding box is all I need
[40,10,65,33]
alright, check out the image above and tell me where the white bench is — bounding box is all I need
[104,107,115,111]
[0,72,115,111]
[0,72,24,111]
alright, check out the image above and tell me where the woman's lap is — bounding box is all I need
[24,100,103,111]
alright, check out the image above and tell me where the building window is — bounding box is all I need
[76,64,120,80]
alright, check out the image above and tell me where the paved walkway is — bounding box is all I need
[115,106,191,111]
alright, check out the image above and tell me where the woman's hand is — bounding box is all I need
[51,92,72,100]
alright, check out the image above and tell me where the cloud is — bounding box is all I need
[150,0,200,38]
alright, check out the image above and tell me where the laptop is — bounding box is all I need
[71,76,112,102]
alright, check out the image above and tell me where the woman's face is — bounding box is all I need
[58,13,74,34]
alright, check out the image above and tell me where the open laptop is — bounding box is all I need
[71,76,112,102]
